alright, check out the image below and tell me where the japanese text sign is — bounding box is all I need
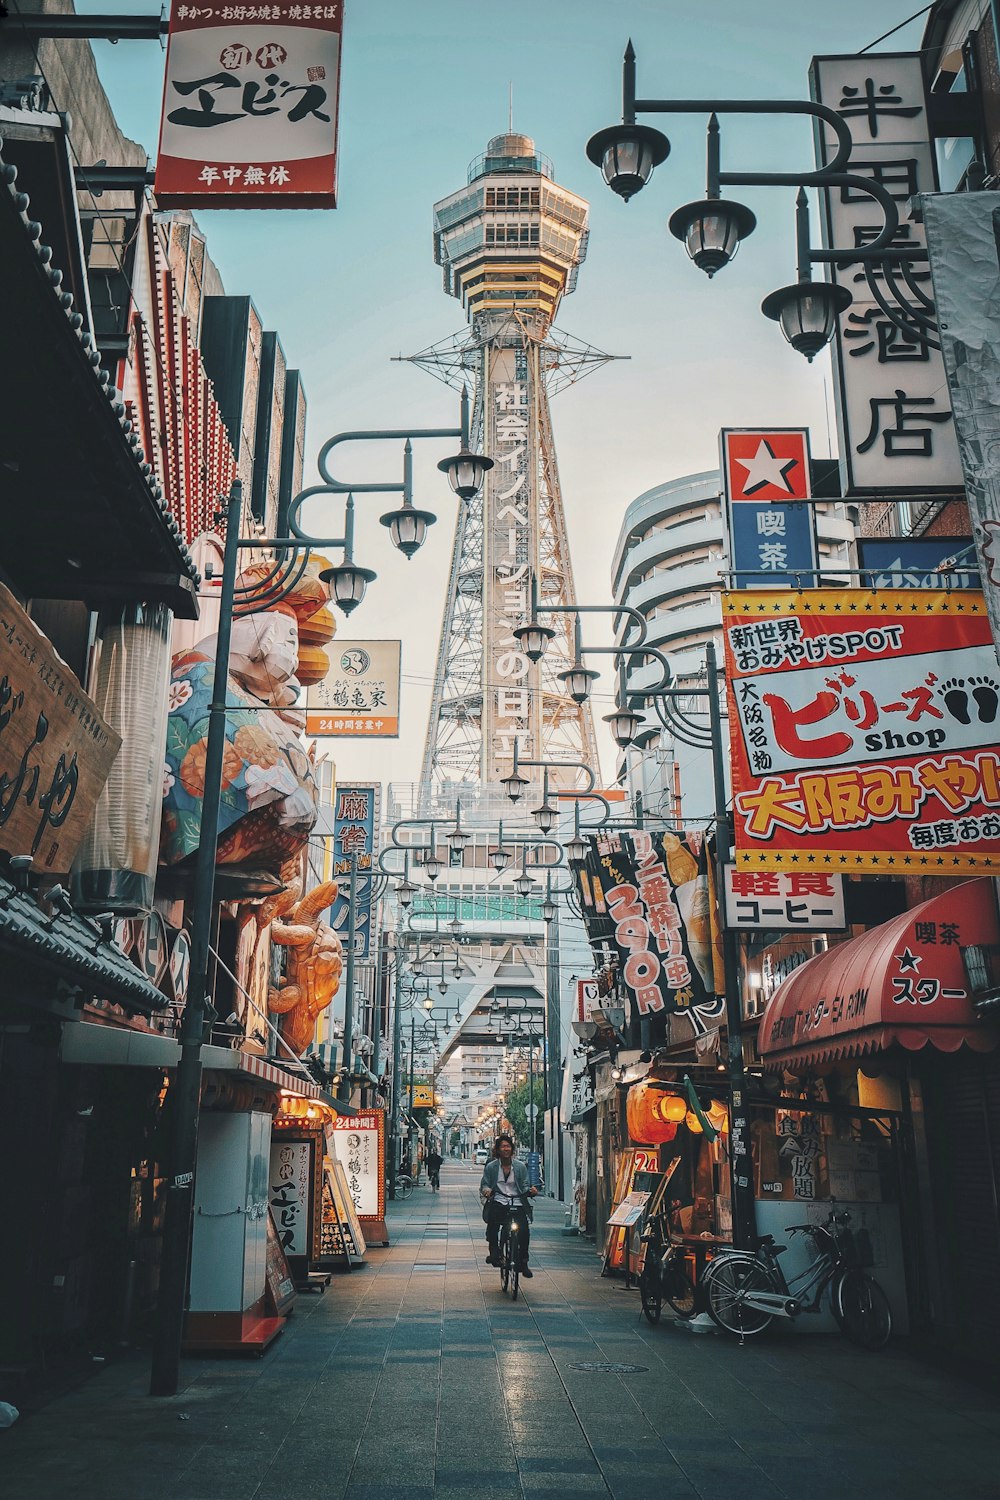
[576,830,724,1036]
[0,583,121,873]
[721,429,817,589]
[331,1109,384,1220]
[575,978,599,1023]
[155,1,343,209]
[724,867,846,931]
[411,1084,435,1109]
[723,589,1000,873]
[328,782,380,958]
[810,53,961,493]
[269,1137,315,1257]
[305,639,400,738]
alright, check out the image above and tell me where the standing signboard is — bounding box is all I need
[155,1,344,209]
[922,190,1000,665]
[305,639,401,738]
[723,588,1000,872]
[810,52,962,494]
[328,782,380,958]
[331,1108,387,1245]
[721,429,818,588]
[0,582,121,873]
[268,1133,320,1262]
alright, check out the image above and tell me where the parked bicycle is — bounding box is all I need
[639,1213,696,1324]
[703,1207,892,1349]
[394,1172,415,1200]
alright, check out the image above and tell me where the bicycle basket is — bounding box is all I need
[833,1223,874,1268]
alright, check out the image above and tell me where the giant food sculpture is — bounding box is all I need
[161,557,335,870]
[266,877,343,1055]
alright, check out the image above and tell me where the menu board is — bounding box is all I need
[264,1207,297,1316]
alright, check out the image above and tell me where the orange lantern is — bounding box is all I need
[685,1110,704,1134]
[706,1099,729,1132]
[661,1093,688,1123]
[627,1081,679,1145]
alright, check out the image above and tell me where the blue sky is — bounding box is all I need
[80,0,928,787]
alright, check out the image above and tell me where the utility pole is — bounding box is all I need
[338,852,357,1101]
[388,941,402,1197]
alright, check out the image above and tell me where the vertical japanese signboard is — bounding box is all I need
[721,429,818,587]
[483,348,539,782]
[576,830,724,1037]
[269,1135,318,1259]
[328,781,380,958]
[155,1,344,209]
[922,191,1000,665]
[723,589,1000,872]
[810,53,961,493]
[331,1110,384,1220]
[305,639,401,738]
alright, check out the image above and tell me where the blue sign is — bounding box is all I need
[859,537,980,590]
[329,782,380,958]
[729,501,817,589]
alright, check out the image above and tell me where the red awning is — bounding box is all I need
[758,878,1000,1069]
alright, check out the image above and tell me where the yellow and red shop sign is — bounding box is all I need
[723,589,1000,873]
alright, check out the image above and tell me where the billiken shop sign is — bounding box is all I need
[155,2,344,209]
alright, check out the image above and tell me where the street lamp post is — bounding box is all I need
[339,852,358,1102]
[150,397,491,1398]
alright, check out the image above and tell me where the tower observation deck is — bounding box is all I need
[420,133,601,790]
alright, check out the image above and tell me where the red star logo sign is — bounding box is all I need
[723,430,812,503]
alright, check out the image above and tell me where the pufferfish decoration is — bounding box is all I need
[160,553,338,872]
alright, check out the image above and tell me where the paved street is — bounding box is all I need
[2,1164,997,1500]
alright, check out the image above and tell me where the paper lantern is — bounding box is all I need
[661,1094,688,1123]
[627,1082,680,1145]
[686,1110,704,1134]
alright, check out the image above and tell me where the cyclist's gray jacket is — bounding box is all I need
[480,1158,533,1219]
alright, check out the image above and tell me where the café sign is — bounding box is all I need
[0,584,121,873]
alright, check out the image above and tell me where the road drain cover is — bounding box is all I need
[568,1362,648,1374]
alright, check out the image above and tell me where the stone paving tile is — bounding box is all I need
[6,1167,1000,1500]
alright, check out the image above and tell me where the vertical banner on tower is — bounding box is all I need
[723,589,1000,871]
[721,429,817,588]
[328,782,381,957]
[484,348,538,782]
[923,191,1000,664]
[155,1,344,208]
[810,52,961,493]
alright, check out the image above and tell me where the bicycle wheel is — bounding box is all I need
[706,1256,774,1337]
[506,1225,520,1300]
[835,1269,892,1351]
[639,1262,662,1325]
[396,1175,413,1200]
[663,1257,696,1321]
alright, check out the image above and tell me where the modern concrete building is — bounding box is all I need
[611,467,855,818]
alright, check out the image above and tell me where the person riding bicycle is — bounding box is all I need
[480,1135,537,1278]
[424,1147,443,1191]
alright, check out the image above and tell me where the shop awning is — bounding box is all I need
[0,122,200,618]
[0,871,167,1017]
[758,878,1000,1069]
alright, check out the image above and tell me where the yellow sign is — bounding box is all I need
[412,1085,436,1109]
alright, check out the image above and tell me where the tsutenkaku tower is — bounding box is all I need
[419,133,602,790]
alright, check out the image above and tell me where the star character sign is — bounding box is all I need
[723,429,812,503]
[720,428,817,588]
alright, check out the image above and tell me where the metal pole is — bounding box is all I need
[389,951,402,1195]
[339,852,357,1101]
[706,639,756,1252]
[372,930,385,1081]
[408,1013,416,1169]
[150,480,243,1397]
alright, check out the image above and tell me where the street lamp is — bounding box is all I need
[603,703,642,748]
[437,387,495,500]
[489,822,512,873]
[396,877,416,909]
[512,618,556,663]
[558,659,600,705]
[586,41,924,362]
[500,766,528,804]
[447,800,471,854]
[542,896,556,923]
[421,847,443,882]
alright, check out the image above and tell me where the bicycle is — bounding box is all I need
[703,1208,892,1349]
[495,1201,526,1300]
[394,1172,415,1200]
[427,1167,440,1192]
[638,1214,696,1325]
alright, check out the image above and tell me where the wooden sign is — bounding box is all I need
[0,582,121,872]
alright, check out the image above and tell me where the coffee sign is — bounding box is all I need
[0,583,121,872]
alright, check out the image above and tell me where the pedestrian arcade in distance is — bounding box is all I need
[752,877,1000,1349]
